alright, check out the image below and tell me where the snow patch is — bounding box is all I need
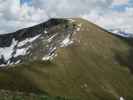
[42,53,57,61]
[42,55,51,61]
[48,47,57,55]
[14,46,31,57]
[120,97,125,100]
[44,30,48,34]
[18,34,41,47]
[0,64,6,67]
[76,23,82,32]
[15,60,21,64]
[78,23,82,27]
[60,35,73,47]
[0,39,17,61]
[69,19,75,23]
[77,27,80,31]
[47,33,58,42]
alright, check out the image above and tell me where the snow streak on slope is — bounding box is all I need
[17,35,41,47]
[60,34,73,47]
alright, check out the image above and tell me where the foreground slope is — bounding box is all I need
[0,18,133,100]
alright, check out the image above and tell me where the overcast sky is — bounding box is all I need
[0,0,133,34]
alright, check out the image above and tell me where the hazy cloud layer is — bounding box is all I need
[82,7,133,33]
[0,0,133,34]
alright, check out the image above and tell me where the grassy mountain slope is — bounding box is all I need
[0,18,133,100]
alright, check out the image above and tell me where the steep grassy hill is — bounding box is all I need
[0,18,133,100]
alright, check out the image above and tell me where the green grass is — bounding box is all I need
[0,90,76,100]
[0,18,133,100]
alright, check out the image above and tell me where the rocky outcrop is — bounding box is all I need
[0,18,77,67]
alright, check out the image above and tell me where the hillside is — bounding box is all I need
[0,18,133,100]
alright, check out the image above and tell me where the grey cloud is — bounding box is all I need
[32,0,113,17]
[0,0,48,34]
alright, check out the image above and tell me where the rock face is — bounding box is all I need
[0,19,77,67]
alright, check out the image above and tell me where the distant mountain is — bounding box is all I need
[109,29,133,38]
